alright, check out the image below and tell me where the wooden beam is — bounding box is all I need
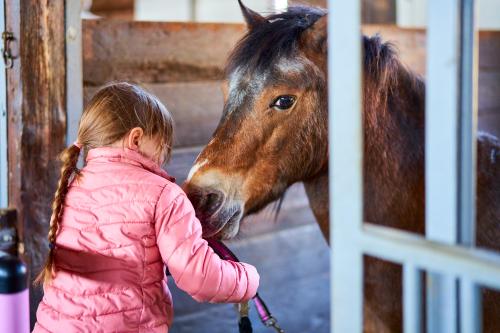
[362,0,396,24]
[82,20,246,85]
[6,0,66,327]
[90,0,134,20]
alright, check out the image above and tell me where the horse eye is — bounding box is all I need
[270,95,296,111]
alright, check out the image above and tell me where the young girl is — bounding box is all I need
[32,82,259,332]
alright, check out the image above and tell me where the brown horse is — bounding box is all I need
[184,2,500,332]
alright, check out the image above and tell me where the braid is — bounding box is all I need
[34,144,81,286]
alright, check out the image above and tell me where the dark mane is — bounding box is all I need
[363,34,425,106]
[227,5,421,92]
[364,35,400,86]
[226,6,326,74]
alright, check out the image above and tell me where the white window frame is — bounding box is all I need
[328,0,500,332]
[66,0,83,146]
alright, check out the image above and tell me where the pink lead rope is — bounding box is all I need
[206,239,285,333]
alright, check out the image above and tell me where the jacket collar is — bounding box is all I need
[86,147,176,182]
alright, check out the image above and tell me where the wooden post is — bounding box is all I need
[6,0,66,327]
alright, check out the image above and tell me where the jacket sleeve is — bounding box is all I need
[154,184,259,303]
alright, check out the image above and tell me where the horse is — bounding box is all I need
[184,2,500,332]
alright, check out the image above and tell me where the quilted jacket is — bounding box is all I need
[33,147,259,332]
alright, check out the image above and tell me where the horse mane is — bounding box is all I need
[363,34,425,105]
[364,35,400,90]
[226,6,326,75]
[226,5,423,96]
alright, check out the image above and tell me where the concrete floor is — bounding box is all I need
[168,223,330,333]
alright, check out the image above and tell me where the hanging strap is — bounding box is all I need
[206,239,285,333]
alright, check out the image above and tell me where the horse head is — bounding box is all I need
[184,1,329,239]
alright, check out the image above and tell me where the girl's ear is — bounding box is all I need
[126,127,144,151]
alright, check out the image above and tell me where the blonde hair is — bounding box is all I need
[34,82,173,285]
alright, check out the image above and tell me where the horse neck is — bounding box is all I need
[304,57,426,237]
[363,62,426,231]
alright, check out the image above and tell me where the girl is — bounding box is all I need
[33,82,259,332]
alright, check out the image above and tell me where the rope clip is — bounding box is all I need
[264,317,285,333]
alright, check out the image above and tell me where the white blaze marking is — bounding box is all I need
[187,159,208,181]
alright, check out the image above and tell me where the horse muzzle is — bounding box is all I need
[185,184,244,240]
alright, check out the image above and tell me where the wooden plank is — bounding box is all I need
[7,0,67,327]
[478,31,500,70]
[82,20,246,85]
[290,0,327,7]
[362,0,396,24]
[478,71,500,111]
[91,0,134,12]
[84,81,224,148]
[478,113,500,138]
[5,0,21,238]
[90,0,134,20]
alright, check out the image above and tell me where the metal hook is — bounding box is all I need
[264,317,285,333]
[2,31,15,69]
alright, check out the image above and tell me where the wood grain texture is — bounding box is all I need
[479,71,500,117]
[479,113,500,138]
[82,20,246,85]
[7,0,67,327]
[5,0,22,240]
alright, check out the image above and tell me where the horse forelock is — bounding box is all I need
[225,6,327,76]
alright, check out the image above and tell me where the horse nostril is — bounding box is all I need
[203,190,224,216]
[185,185,225,218]
[186,189,203,211]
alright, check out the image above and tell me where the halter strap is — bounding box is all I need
[206,239,285,333]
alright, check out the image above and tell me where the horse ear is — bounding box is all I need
[238,0,267,29]
[300,15,328,54]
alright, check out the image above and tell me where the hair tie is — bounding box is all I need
[48,242,56,250]
[73,141,82,150]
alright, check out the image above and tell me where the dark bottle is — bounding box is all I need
[0,251,29,333]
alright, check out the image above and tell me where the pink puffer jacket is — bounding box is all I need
[33,147,259,332]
